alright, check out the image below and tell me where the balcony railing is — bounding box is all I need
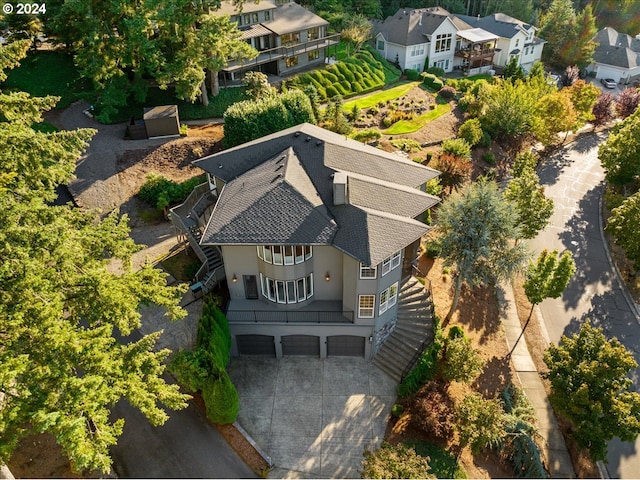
[227,309,354,324]
[455,48,495,59]
[224,33,340,72]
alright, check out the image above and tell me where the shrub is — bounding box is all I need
[361,442,433,479]
[447,325,464,339]
[350,128,382,143]
[390,138,422,153]
[425,177,442,196]
[391,403,404,417]
[441,138,471,159]
[398,321,443,397]
[223,89,315,147]
[512,151,538,177]
[441,335,485,384]
[405,68,420,81]
[425,66,445,78]
[412,381,455,440]
[168,349,210,392]
[422,72,443,90]
[458,118,483,146]
[482,151,496,165]
[138,174,205,211]
[423,239,441,259]
[438,85,456,99]
[202,372,240,424]
[479,130,492,148]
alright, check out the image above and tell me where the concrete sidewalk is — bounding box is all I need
[498,281,575,478]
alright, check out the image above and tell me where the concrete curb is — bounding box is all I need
[0,464,15,480]
[233,421,273,469]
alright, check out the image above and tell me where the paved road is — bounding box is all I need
[529,131,640,478]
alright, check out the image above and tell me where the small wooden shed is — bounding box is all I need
[143,105,180,138]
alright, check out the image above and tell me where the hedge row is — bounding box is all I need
[169,301,239,424]
[223,89,315,148]
[422,73,444,91]
[284,48,400,102]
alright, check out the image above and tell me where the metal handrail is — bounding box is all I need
[226,309,354,324]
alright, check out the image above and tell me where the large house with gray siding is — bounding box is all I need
[170,124,439,365]
[216,0,339,81]
[587,27,640,85]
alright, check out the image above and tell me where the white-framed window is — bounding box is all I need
[379,282,398,315]
[260,273,314,304]
[381,251,401,276]
[360,263,377,279]
[515,38,520,48]
[258,245,312,265]
[410,44,425,57]
[434,33,452,53]
[284,246,294,265]
[434,58,449,70]
[377,39,384,50]
[264,10,271,20]
[358,295,375,318]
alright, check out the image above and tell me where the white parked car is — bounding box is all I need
[601,78,617,89]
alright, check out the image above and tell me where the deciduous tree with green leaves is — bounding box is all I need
[606,191,640,268]
[435,180,528,323]
[532,91,577,146]
[340,14,371,57]
[509,249,575,354]
[543,320,640,462]
[504,168,554,240]
[0,71,189,472]
[454,393,506,457]
[598,107,640,186]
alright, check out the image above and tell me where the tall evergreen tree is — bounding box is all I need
[0,55,189,472]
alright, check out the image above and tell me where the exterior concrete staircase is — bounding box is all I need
[372,277,435,382]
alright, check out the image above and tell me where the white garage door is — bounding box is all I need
[596,65,622,83]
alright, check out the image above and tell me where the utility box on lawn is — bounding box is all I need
[143,105,181,139]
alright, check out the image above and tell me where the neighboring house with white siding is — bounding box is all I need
[169,124,440,361]
[587,27,640,85]
[454,13,545,71]
[372,8,544,74]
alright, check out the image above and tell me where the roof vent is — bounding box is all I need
[316,140,322,146]
[294,132,300,137]
[306,136,311,142]
[333,172,348,206]
[218,164,223,169]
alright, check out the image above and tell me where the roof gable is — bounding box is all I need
[195,124,440,265]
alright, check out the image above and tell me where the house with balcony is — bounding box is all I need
[454,13,545,71]
[216,0,339,81]
[372,7,462,73]
[586,27,640,85]
[372,8,543,75]
[170,124,440,378]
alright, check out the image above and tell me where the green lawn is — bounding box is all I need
[3,51,89,108]
[383,101,451,135]
[342,81,421,111]
[405,441,467,479]
[465,74,494,82]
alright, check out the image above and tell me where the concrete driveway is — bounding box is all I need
[530,131,640,478]
[227,357,397,478]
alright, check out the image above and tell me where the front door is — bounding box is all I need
[243,275,259,299]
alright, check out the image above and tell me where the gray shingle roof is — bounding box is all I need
[263,2,327,35]
[455,13,530,39]
[592,27,640,69]
[372,7,453,46]
[194,124,440,266]
[201,147,338,245]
